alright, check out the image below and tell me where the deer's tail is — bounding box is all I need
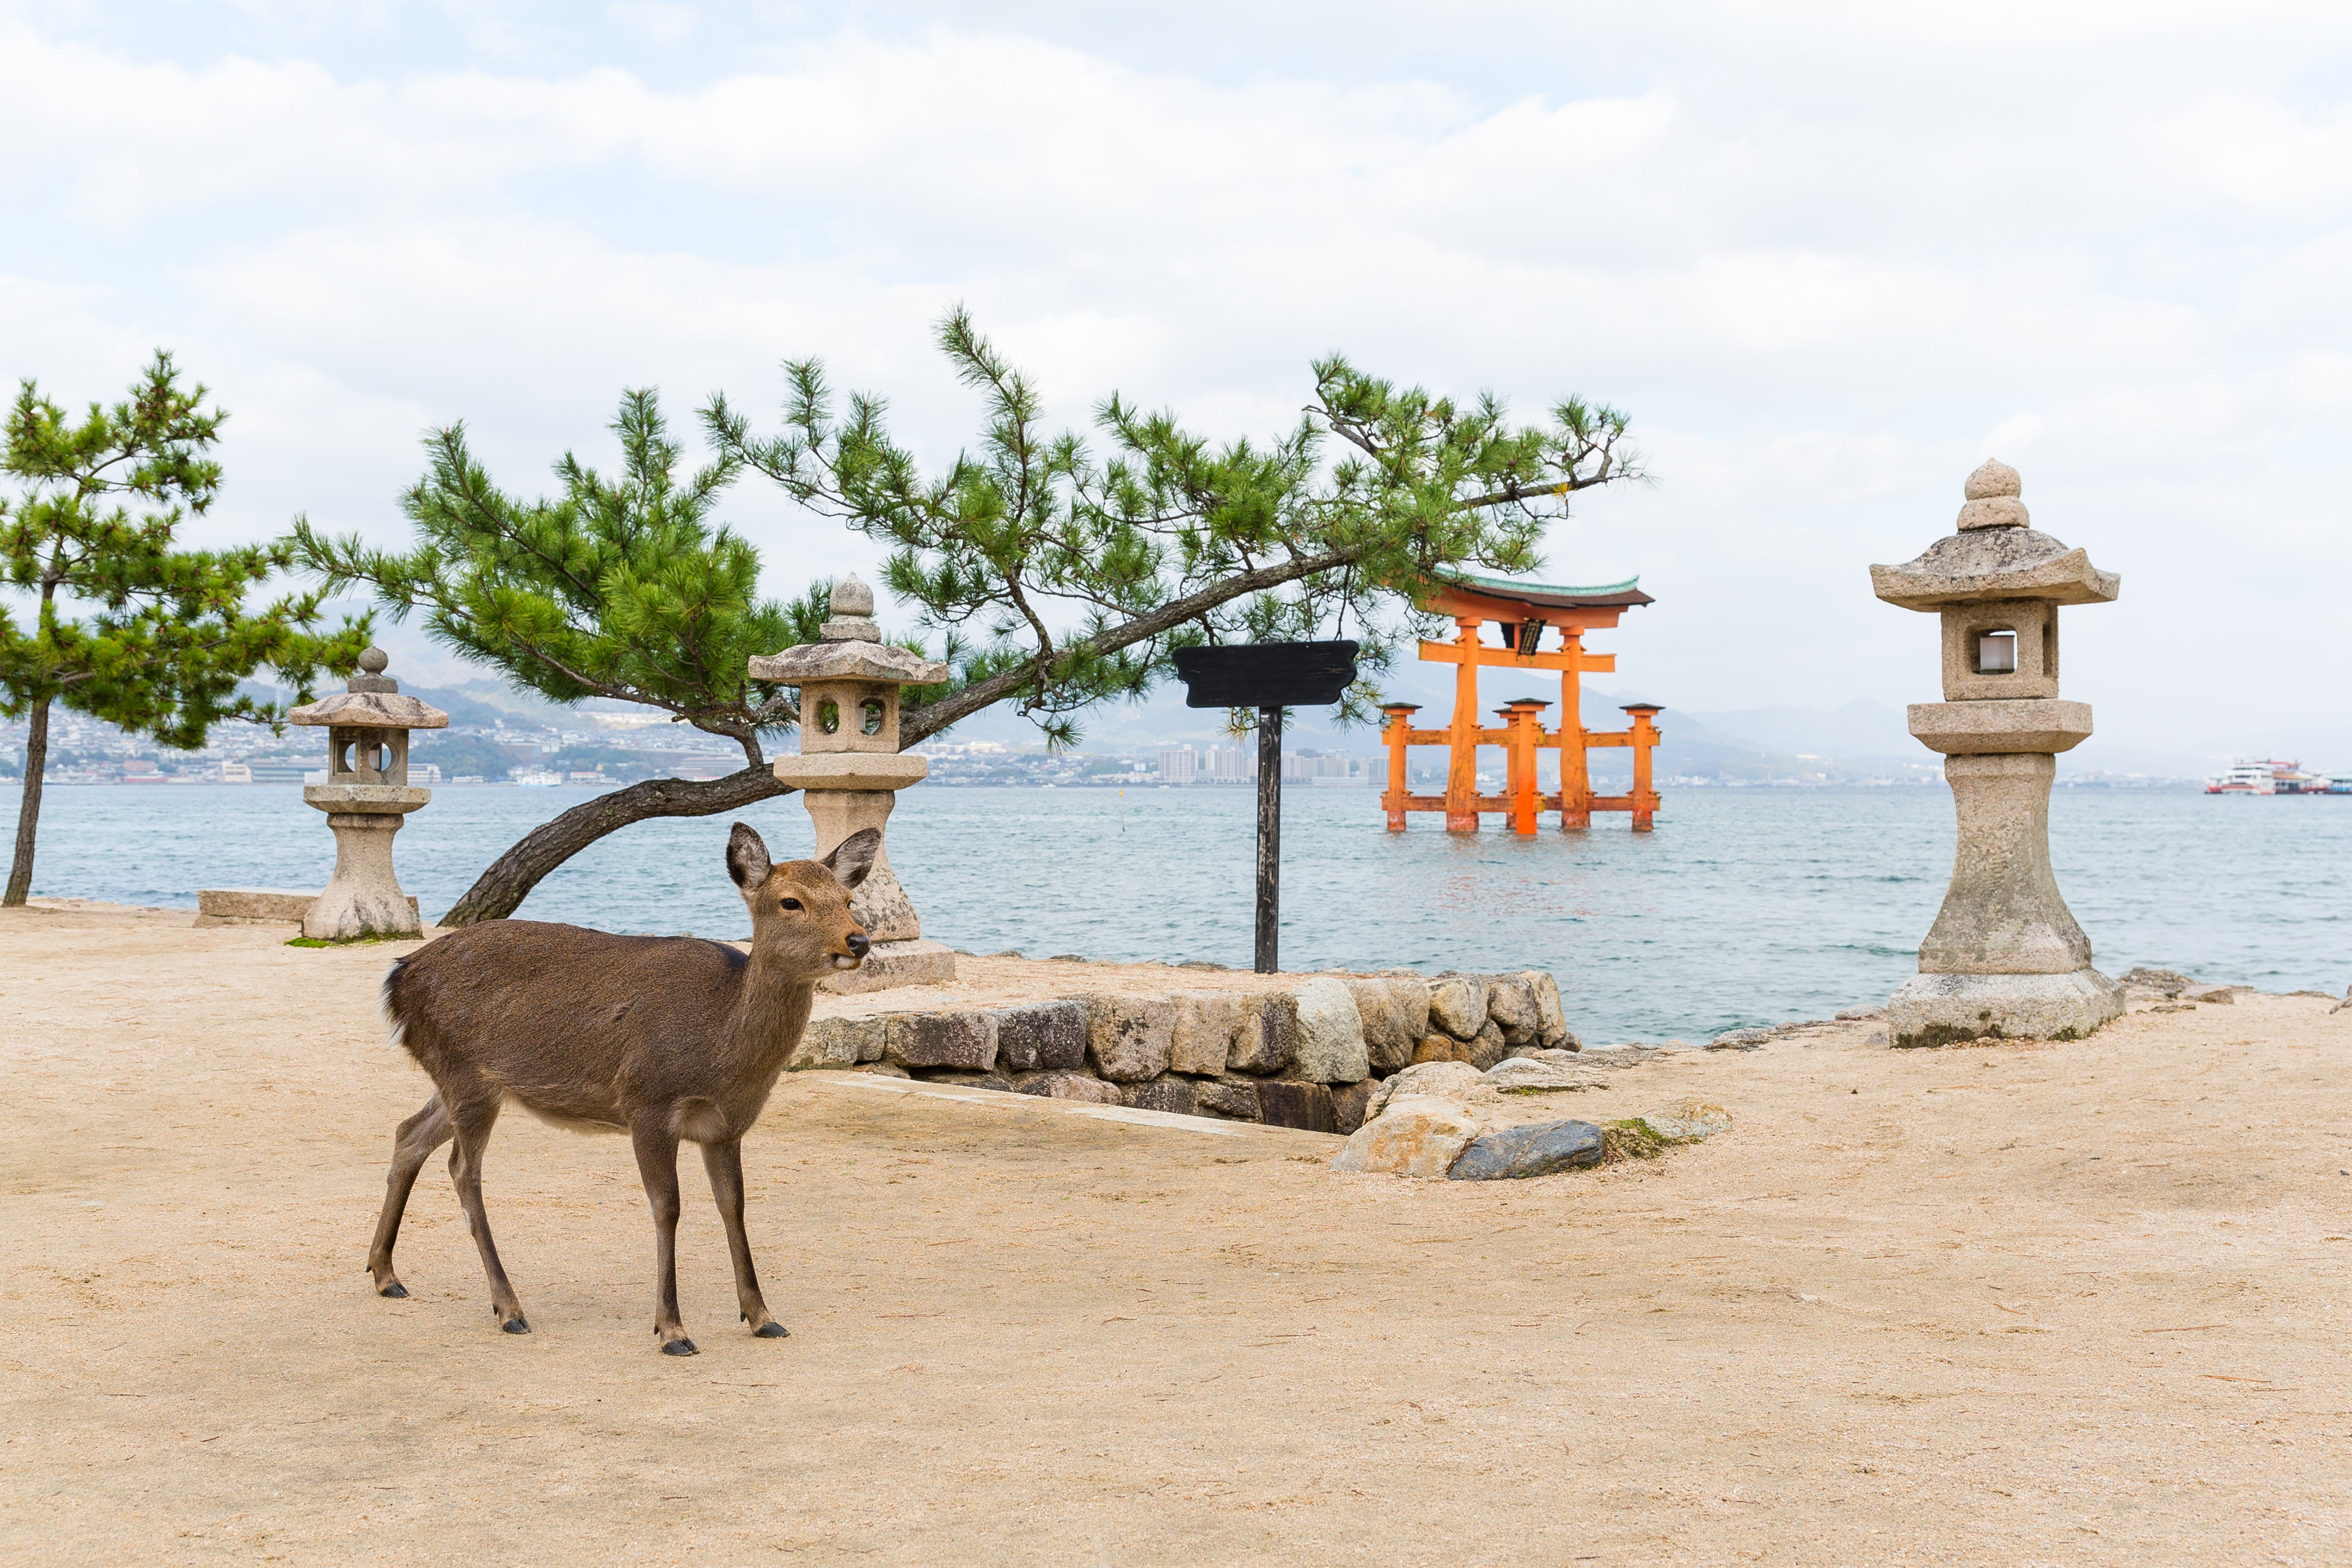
[379,956,416,1053]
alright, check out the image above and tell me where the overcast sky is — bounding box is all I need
[4,1,2347,769]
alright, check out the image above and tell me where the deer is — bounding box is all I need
[366,821,879,1355]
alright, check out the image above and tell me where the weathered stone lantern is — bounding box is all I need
[1871,461,2122,1047]
[749,575,955,992]
[288,647,447,941]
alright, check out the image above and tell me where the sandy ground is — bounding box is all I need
[1,902,2347,1567]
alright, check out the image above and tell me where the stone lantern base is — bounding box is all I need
[301,784,430,940]
[1889,970,2123,1050]
[770,753,956,994]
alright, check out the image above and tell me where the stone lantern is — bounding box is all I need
[749,575,955,992]
[288,648,447,941]
[1871,461,2122,1047]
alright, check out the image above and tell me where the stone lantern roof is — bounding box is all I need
[1869,460,2120,610]
[288,647,449,729]
[746,575,951,687]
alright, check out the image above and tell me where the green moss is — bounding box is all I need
[284,932,408,948]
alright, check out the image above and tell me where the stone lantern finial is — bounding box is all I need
[287,648,447,941]
[820,573,882,644]
[1869,462,2121,1048]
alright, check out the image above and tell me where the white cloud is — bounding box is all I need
[0,3,2347,768]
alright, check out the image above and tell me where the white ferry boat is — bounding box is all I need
[2206,759,2350,795]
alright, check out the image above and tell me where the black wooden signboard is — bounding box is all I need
[1168,640,1360,974]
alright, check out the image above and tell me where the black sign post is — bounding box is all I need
[1169,641,1359,974]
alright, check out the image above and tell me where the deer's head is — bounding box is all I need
[727,823,878,980]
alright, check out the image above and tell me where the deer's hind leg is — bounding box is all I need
[368,1093,453,1298]
[443,1080,529,1335]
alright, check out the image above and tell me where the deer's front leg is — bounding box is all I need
[702,1139,786,1338]
[630,1117,695,1355]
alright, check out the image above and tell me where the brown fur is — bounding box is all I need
[364,822,878,1354]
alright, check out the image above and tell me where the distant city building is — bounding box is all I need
[1157,746,1198,784]
[1204,745,1254,782]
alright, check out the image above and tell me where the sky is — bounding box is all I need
[3,0,2348,772]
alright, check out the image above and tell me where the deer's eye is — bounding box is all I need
[780,897,802,911]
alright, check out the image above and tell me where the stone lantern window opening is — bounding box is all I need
[1976,630,2017,674]
[860,697,886,736]
[330,727,408,784]
[817,699,840,735]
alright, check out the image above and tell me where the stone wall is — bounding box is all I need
[793,968,1576,1135]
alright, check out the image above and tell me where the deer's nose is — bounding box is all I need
[846,931,871,958]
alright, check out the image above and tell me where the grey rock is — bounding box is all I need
[1366,1060,1484,1121]
[1447,1119,1604,1180]
[1389,976,1432,1047]
[1462,1018,1510,1071]
[1642,1103,1732,1141]
[787,1014,878,1071]
[1517,970,1570,1049]
[2118,966,2195,998]
[854,1061,910,1078]
[1082,994,1176,1081]
[1344,978,1416,1077]
[883,1011,999,1071]
[1279,977,1370,1084]
[1486,976,1541,1045]
[1834,1006,1888,1021]
[1227,996,1291,1075]
[1710,1028,1772,1051]
[996,1000,1088,1071]
[1428,975,1490,1040]
[1009,1071,1124,1105]
[1169,991,1240,1077]
[1195,1076,1263,1122]
[1123,1078,1198,1116]
[1256,1079,1336,1132]
[1331,1078,1379,1136]
[2179,983,2236,1005]
[1483,1057,1607,1093]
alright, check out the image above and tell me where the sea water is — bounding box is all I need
[6,784,2346,1043]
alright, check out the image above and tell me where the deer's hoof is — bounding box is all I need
[377,1280,409,1299]
[500,1315,531,1335]
[661,1337,698,1357]
[752,1322,789,1339]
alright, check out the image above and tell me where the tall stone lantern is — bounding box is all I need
[1871,461,2122,1047]
[750,576,956,992]
[289,648,447,941]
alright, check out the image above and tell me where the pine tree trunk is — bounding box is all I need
[438,764,797,927]
[5,698,51,907]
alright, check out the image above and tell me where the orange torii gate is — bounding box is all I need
[1379,571,1662,834]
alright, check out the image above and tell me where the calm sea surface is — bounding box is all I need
[7,783,2347,1042]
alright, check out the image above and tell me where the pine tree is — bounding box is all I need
[1,351,366,906]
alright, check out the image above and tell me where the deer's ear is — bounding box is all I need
[726,823,772,890]
[821,826,880,890]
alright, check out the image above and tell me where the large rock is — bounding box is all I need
[2179,983,2236,1005]
[1009,1071,1124,1105]
[1462,1019,1510,1071]
[1448,1119,1604,1180]
[1344,979,1419,1077]
[1363,1060,1484,1122]
[1331,1079,1380,1136]
[1354,982,1401,1081]
[1330,1095,1480,1177]
[1227,996,1290,1075]
[1486,976,1541,1046]
[1642,1102,1732,1141]
[1482,1057,1607,1094]
[1083,994,1176,1081]
[1888,969,2124,1048]
[787,1014,879,1070]
[1389,976,1433,1044]
[1278,978,1370,1084]
[1196,1076,1263,1122]
[1518,970,1571,1049]
[884,1011,999,1071]
[1170,992,1240,1077]
[996,1001,1088,1071]
[1428,975,1490,1039]
[1256,1079,1336,1132]
[1123,1078,1198,1116]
